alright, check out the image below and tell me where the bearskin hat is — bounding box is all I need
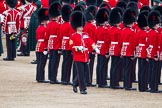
[154,6,162,16]
[140,6,151,13]
[148,10,161,29]
[86,0,97,6]
[38,8,49,22]
[123,8,137,25]
[137,11,149,29]
[121,0,130,4]
[70,0,74,4]
[61,4,73,22]
[96,7,109,25]
[127,2,139,16]
[61,0,70,3]
[49,2,61,18]
[130,0,138,2]
[6,0,17,8]
[109,7,123,26]
[70,11,86,30]
[99,3,111,12]
[49,0,60,6]
[26,0,33,2]
[85,5,97,21]
[74,4,85,13]
[20,0,26,5]
[116,1,127,10]
[97,0,103,7]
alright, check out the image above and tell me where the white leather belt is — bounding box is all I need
[123,42,129,45]
[7,22,16,25]
[111,42,118,44]
[97,41,104,44]
[63,36,69,39]
[50,35,57,38]
[139,44,145,46]
[38,39,44,42]
[149,45,153,48]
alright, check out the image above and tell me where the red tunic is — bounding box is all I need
[83,22,96,52]
[46,20,62,50]
[109,26,122,56]
[136,29,148,58]
[35,24,48,52]
[60,21,75,50]
[159,32,162,60]
[107,0,118,8]
[69,32,95,62]
[41,0,49,8]
[139,0,149,6]
[147,29,159,59]
[2,8,21,34]
[120,27,137,57]
[95,26,110,55]
[19,3,35,29]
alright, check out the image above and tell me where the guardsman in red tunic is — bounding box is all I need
[47,2,62,84]
[60,4,74,85]
[17,0,35,56]
[109,7,123,89]
[0,0,6,56]
[147,10,161,93]
[35,8,49,83]
[153,6,162,85]
[95,8,110,88]
[2,0,21,61]
[120,8,137,90]
[83,5,97,87]
[69,11,99,94]
[136,11,149,92]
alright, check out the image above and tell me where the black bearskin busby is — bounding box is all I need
[70,11,86,30]
[109,7,123,26]
[96,7,109,25]
[49,0,60,6]
[49,2,61,18]
[38,8,49,23]
[140,5,151,13]
[61,4,73,22]
[154,6,162,16]
[74,4,85,13]
[137,11,149,29]
[97,0,103,7]
[86,0,97,6]
[127,1,139,15]
[99,3,111,12]
[123,8,137,25]
[6,0,17,8]
[130,0,138,2]
[148,10,161,29]
[116,1,127,10]
[85,5,97,21]
[61,0,70,3]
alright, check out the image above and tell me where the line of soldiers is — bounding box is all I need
[0,0,162,94]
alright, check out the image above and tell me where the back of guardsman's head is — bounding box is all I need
[116,1,127,11]
[49,0,60,6]
[97,0,103,7]
[123,8,137,25]
[49,2,61,18]
[70,11,86,30]
[140,6,151,13]
[86,0,97,6]
[148,10,161,29]
[137,10,149,29]
[96,7,109,25]
[6,0,17,8]
[61,4,73,22]
[109,7,123,26]
[74,4,85,13]
[26,0,33,3]
[85,5,97,21]
[38,8,49,23]
[99,3,111,13]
